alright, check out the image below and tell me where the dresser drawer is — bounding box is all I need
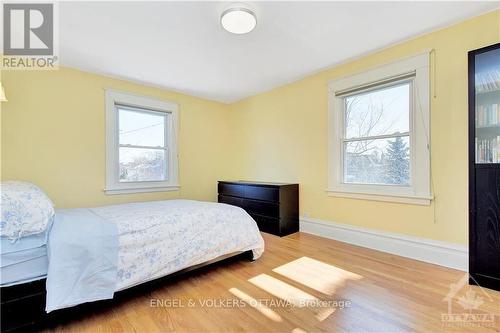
[219,195,280,218]
[218,183,245,198]
[218,194,244,208]
[250,214,279,235]
[243,186,279,202]
[218,183,279,202]
[244,199,279,218]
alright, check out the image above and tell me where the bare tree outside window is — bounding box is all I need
[343,82,410,185]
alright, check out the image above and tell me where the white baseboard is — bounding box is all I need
[300,217,468,271]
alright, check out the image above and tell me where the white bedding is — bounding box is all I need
[91,199,265,291]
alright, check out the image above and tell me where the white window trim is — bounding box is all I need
[105,89,179,195]
[327,52,432,205]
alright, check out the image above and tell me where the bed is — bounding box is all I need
[1,183,265,332]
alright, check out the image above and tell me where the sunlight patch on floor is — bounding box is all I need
[229,287,283,323]
[273,256,362,295]
[248,274,335,321]
[291,328,307,333]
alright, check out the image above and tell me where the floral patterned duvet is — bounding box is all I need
[92,199,265,291]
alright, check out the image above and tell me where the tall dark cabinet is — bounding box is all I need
[469,42,500,291]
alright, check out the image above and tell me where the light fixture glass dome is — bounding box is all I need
[221,7,256,34]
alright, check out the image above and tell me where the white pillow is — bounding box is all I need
[1,181,55,240]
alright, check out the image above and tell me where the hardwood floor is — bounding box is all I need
[47,232,500,333]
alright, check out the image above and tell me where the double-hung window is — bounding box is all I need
[328,53,431,205]
[105,90,179,194]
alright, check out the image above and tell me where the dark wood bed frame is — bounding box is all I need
[0,250,254,332]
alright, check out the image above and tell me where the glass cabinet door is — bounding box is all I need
[475,47,500,164]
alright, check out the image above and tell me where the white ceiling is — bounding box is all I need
[60,1,499,103]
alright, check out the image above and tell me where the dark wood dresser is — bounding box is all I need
[218,181,299,237]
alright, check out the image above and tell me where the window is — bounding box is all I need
[328,53,431,205]
[343,81,411,186]
[105,90,179,194]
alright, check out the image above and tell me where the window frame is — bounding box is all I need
[328,52,432,205]
[105,89,179,195]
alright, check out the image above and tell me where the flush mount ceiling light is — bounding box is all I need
[221,5,257,34]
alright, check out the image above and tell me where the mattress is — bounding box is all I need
[1,227,49,286]
[1,243,48,287]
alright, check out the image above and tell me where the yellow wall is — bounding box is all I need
[1,67,233,208]
[228,11,500,244]
[2,11,499,244]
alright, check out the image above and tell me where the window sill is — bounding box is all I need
[327,190,432,205]
[104,185,180,195]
